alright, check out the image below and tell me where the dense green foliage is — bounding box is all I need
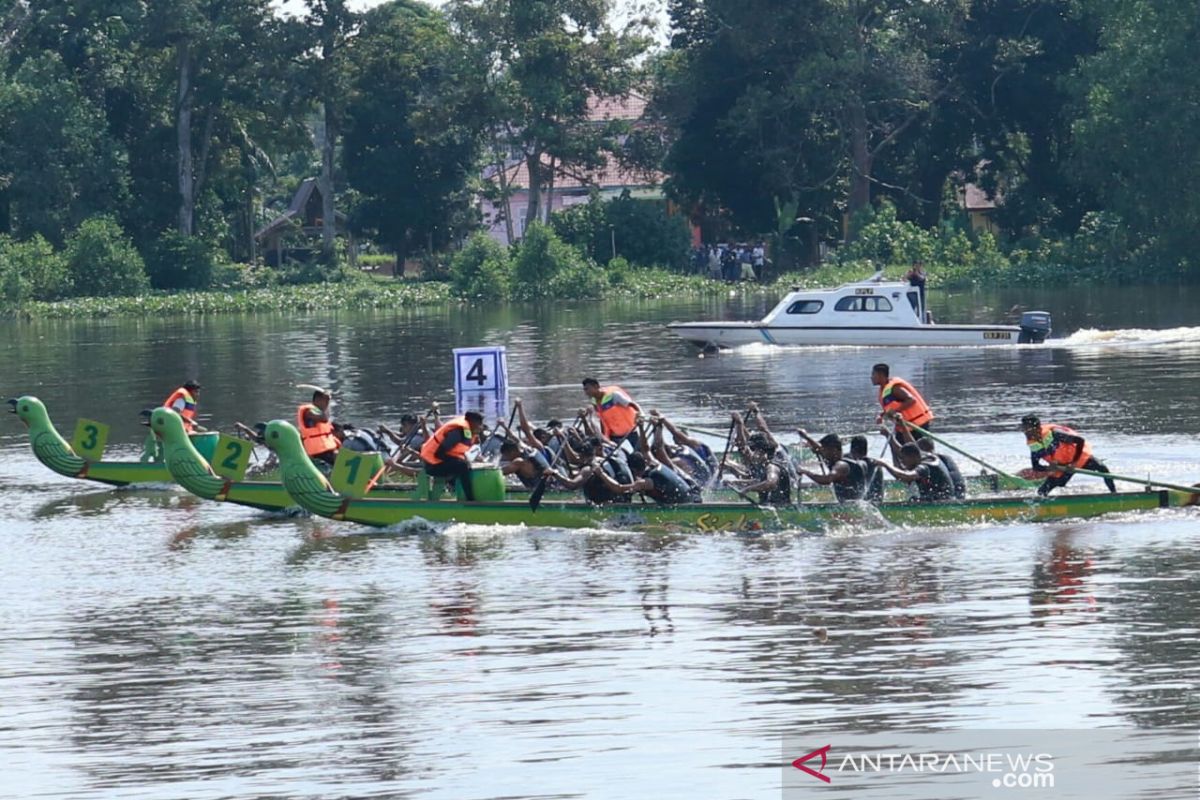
[63,217,149,297]
[2,0,1200,314]
[146,231,217,290]
[0,235,70,303]
[552,193,692,269]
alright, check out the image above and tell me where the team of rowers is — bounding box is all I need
[154,363,1118,505]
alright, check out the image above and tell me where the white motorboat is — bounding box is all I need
[668,279,1051,349]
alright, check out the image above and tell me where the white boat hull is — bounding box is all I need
[668,321,1027,348]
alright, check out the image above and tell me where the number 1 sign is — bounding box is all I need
[453,346,508,423]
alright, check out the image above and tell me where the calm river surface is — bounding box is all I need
[1,285,1198,799]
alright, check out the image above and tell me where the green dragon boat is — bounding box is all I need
[261,419,1200,533]
[8,395,226,487]
[152,407,431,512]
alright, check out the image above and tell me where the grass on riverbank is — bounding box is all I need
[6,267,742,319]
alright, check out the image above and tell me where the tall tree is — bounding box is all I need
[659,0,967,238]
[1073,0,1200,270]
[342,1,485,264]
[450,0,650,235]
[298,0,359,262]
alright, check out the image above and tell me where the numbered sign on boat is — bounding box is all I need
[453,346,509,423]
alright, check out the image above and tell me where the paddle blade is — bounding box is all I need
[529,476,549,512]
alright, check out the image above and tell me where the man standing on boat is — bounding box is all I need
[297,388,341,465]
[872,363,935,438]
[1020,414,1117,496]
[421,411,485,501]
[583,378,643,449]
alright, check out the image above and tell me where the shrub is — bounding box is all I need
[551,193,692,269]
[512,222,598,299]
[450,233,512,298]
[145,230,216,290]
[63,216,148,297]
[0,234,70,304]
[841,201,938,266]
[212,261,278,289]
[547,260,607,299]
[602,194,692,269]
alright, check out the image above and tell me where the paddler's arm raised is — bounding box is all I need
[746,402,779,449]
[655,412,703,451]
[515,398,539,447]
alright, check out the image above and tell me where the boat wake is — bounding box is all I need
[1061,326,1200,347]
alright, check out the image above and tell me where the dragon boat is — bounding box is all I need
[151,408,1007,514]
[261,419,1200,533]
[150,408,426,512]
[8,395,229,487]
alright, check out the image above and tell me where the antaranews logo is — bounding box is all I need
[791,745,833,784]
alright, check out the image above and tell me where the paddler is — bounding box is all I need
[872,363,934,438]
[795,431,868,503]
[420,411,484,501]
[582,378,643,448]
[594,451,699,505]
[296,388,341,465]
[1020,414,1116,496]
[163,380,203,433]
[499,439,551,489]
[726,430,792,505]
[868,442,955,502]
[916,437,966,499]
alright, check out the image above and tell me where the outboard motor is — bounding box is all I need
[1018,311,1052,344]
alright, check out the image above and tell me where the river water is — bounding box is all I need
[1,285,1198,798]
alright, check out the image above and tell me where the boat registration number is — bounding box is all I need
[984,331,1012,340]
[854,287,874,295]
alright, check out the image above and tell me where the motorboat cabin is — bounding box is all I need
[668,279,1051,349]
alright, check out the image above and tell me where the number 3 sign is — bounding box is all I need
[453,346,508,422]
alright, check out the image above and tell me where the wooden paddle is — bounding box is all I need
[902,422,1037,491]
[1070,467,1200,495]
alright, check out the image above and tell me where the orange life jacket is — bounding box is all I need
[421,417,475,464]
[879,377,934,427]
[163,387,198,433]
[1027,424,1092,476]
[296,403,339,457]
[593,385,638,438]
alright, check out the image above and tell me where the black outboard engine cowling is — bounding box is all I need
[1018,311,1052,344]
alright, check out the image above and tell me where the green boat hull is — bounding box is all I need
[259,417,1200,532]
[9,396,239,488]
[290,487,1192,532]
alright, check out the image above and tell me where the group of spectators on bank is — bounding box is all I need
[689,242,767,282]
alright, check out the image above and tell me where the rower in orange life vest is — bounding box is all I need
[163,380,203,433]
[871,363,934,438]
[296,388,341,465]
[420,411,484,500]
[1021,413,1116,496]
[582,378,643,448]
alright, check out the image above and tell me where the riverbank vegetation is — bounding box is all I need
[2,0,1199,317]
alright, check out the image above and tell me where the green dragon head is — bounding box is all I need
[9,396,51,431]
[263,420,307,461]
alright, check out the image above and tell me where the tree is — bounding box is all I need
[342,0,485,264]
[297,0,360,262]
[659,0,967,239]
[1073,0,1200,271]
[450,0,651,235]
[0,53,128,242]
